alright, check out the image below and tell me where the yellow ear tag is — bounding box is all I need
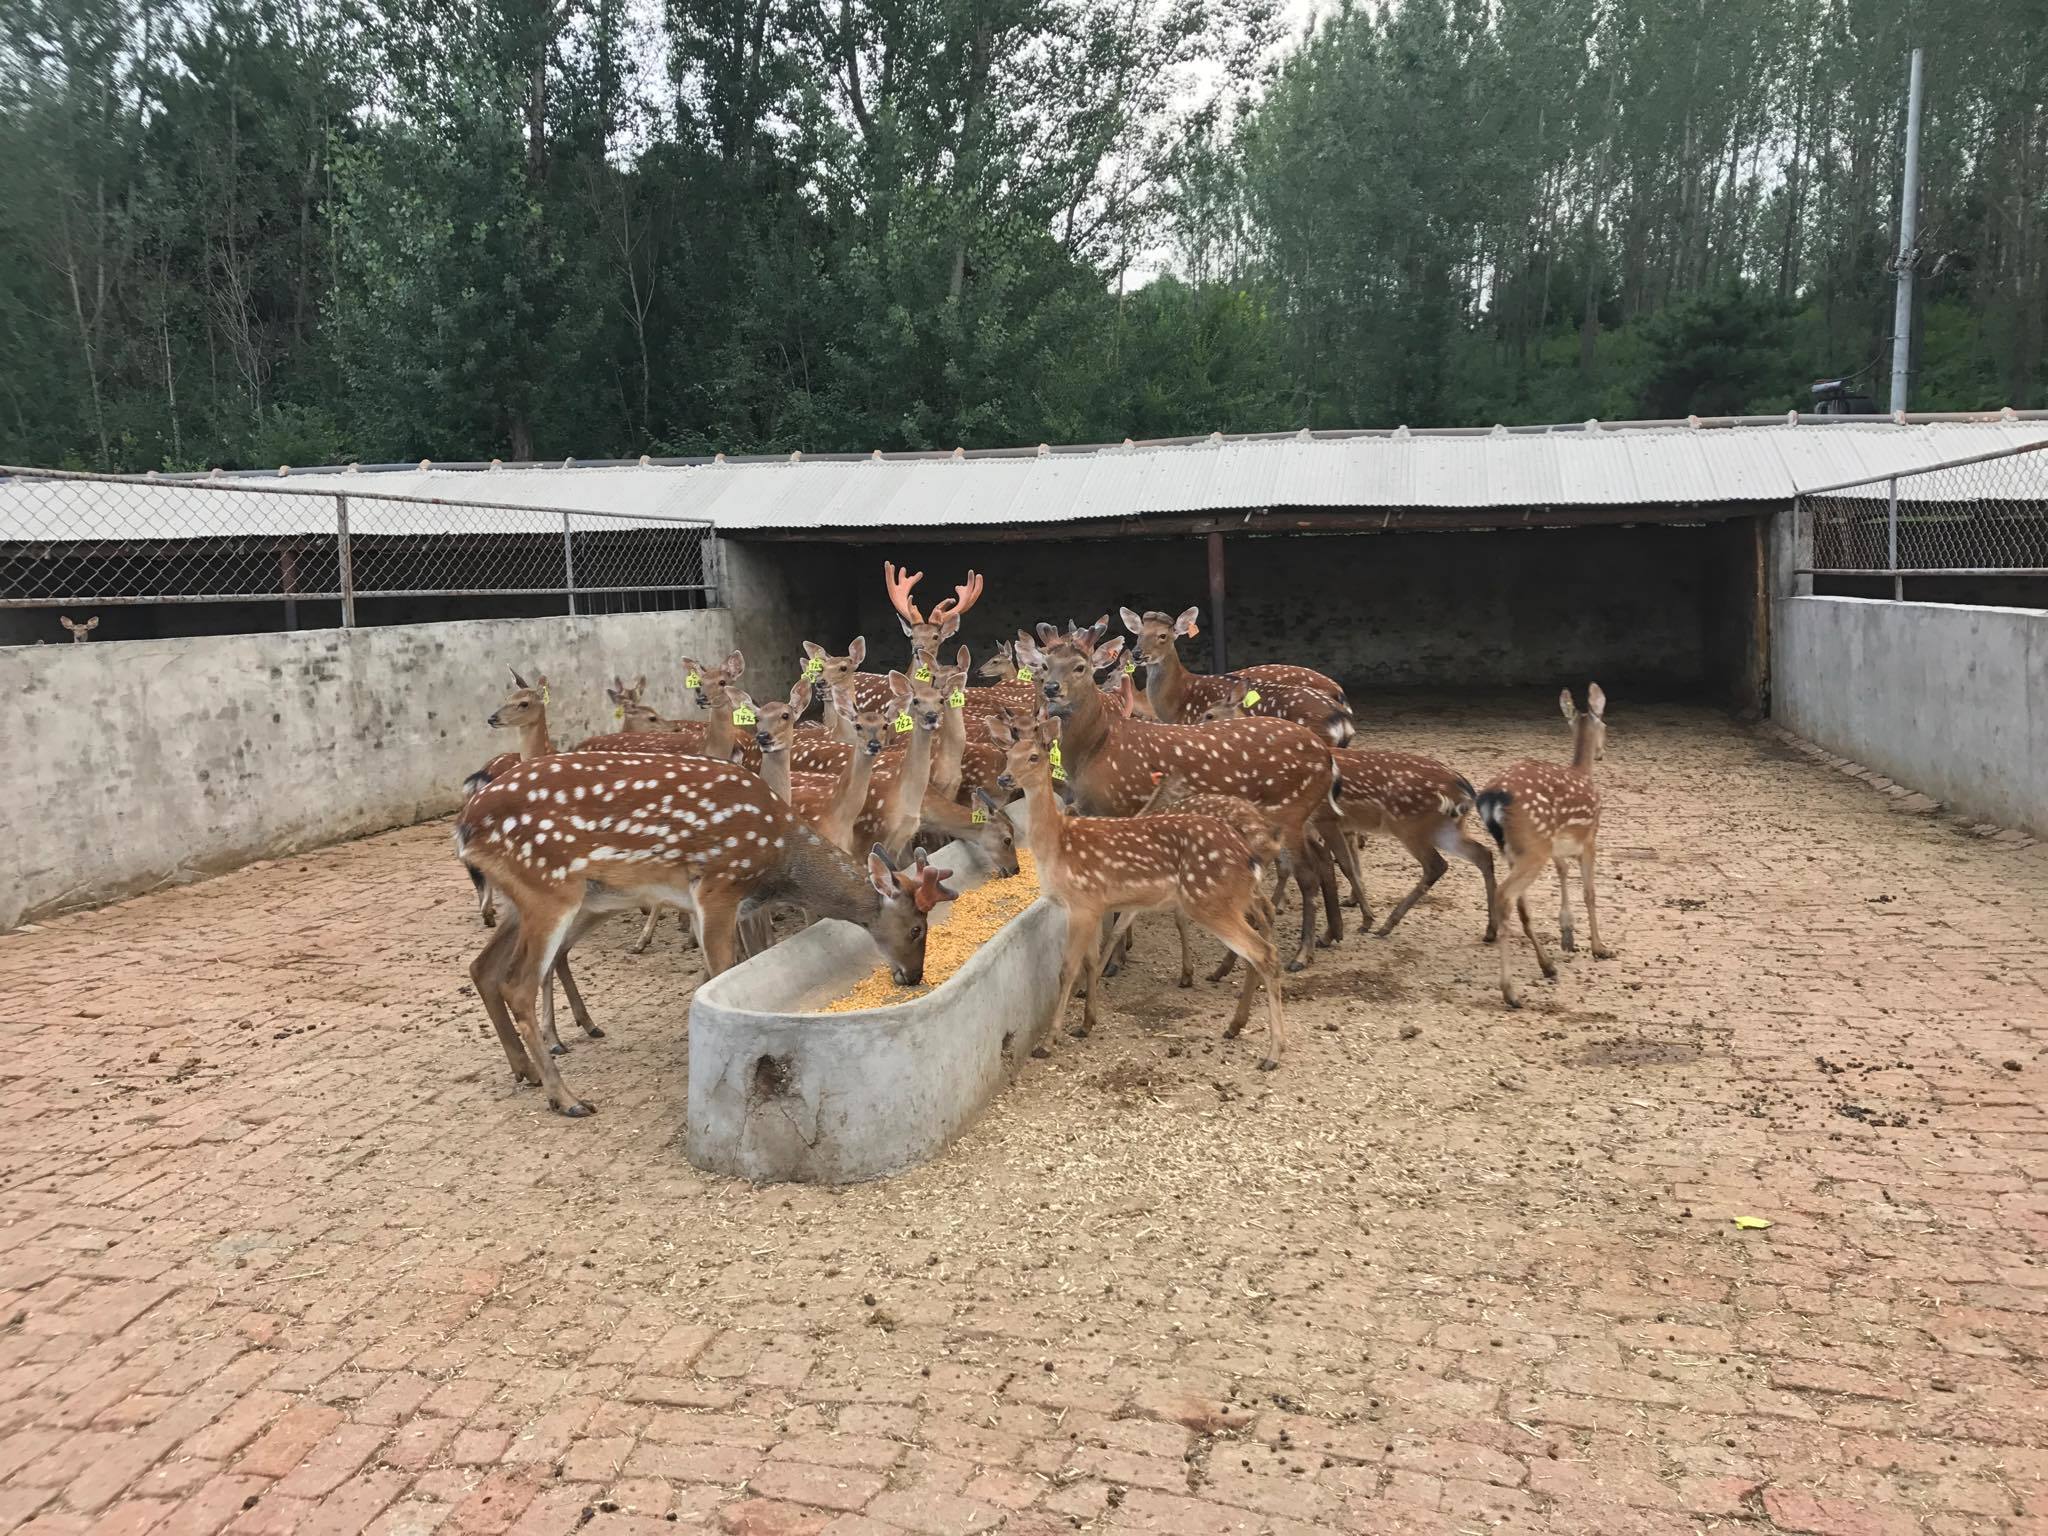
[893,710,914,733]
[1015,666,1034,682]
[970,804,988,824]
[613,707,623,721]
[947,687,966,709]
[801,657,824,682]
[914,663,933,682]
[1123,659,1137,675]
[1048,741,1067,782]
[684,671,701,689]
[1241,688,1261,706]
[731,705,757,726]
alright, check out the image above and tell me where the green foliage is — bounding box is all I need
[0,0,2041,474]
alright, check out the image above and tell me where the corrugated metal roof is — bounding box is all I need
[6,418,2048,539]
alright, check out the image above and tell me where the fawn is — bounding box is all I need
[1190,673,1355,746]
[1476,685,1611,1008]
[1102,775,1282,988]
[1120,606,1347,725]
[60,615,99,641]
[1331,749,1498,941]
[992,713,1287,1067]
[457,752,956,1115]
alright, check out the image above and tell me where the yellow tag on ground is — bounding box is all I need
[1015,666,1034,682]
[1732,1216,1772,1230]
[685,671,701,688]
[971,805,988,824]
[801,657,824,681]
[947,688,966,709]
[894,710,914,733]
[1048,742,1066,781]
[1242,688,1261,706]
[731,706,757,726]
[914,664,933,681]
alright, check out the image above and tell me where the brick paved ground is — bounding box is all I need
[2,700,2045,1536]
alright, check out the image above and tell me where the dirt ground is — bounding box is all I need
[2,700,2045,1536]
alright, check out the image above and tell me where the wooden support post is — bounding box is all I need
[1206,531,1227,674]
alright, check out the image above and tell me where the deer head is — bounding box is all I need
[884,563,984,675]
[865,846,960,985]
[679,650,744,714]
[1119,606,1198,666]
[1562,684,1608,764]
[1013,634,1095,719]
[734,679,814,755]
[60,615,99,642]
[1193,675,1258,723]
[606,674,659,729]
[488,669,549,730]
[978,641,1017,683]
[800,637,867,699]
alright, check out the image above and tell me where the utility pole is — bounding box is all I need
[1889,47,1925,414]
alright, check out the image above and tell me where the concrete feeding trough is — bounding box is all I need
[686,809,1063,1184]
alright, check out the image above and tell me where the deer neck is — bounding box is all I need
[931,703,966,799]
[1146,642,1192,719]
[889,722,935,823]
[706,705,743,760]
[1019,776,1067,880]
[825,685,856,744]
[1570,721,1599,776]
[820,745,879,851]
[1050,683,1112,786]
[760,743,792,803]
[520,714,552,759]
[760,821,882,925]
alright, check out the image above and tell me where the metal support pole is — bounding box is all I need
[1205,531,1228,674]
[1887,476,1902,599]
[1889,47,1924,414]
[562,512,578,616]
[336,494,356,628]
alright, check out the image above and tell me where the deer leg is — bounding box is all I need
[1434,821,1499,943]
[1319,816,1370,915]
[1582,839,1613,959]
[470,922,539,1085]
[1211,909,1285,1070]
[1045,917,1098,1050]
[1376,836,1447,938]
[479,883,497,928]
[1284,851,1318,972]
[696,885,744,976]
[630,906,661,953]
[506,910,595,1116]
[1174,910,1195,987]
[551,912,608,1041]
[1554,858,1576,952]
[1493,857,1550,1009]
[1310,839,1344,948]
[1099,911,1129,980]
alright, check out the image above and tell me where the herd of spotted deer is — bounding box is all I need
[455,565,1611,1117]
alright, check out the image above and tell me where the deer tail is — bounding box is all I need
[1474,788,1511,849]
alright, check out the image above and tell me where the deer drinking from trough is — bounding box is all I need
[1476,685,1611,1008]
[456,752,956,1115]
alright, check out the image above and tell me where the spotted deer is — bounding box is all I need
[60,615,99,641]
[457,753,956,1114]
[1121,607,1348,727]
[1018,632,1346,970]
[1330,749,1498,940]
[577,656,762,771]
[798,637,867,742]
[607,676,691,733]
[992,713,1287,1066]
[1190,673,1355,746]
[464,670,555,926]
[1477,685,1611,1007]
[883,563,984,685]
[1102,775,1282,988]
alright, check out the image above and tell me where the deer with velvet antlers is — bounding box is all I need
[456,753,955,1115]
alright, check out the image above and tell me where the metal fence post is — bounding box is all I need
[562,512,579,616]
[336,494,357,628]
[1886,475,1901,600]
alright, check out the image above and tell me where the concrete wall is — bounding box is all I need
[718,538,860,687]
[837,523,1762,701]
[1773,596,2047,835]
[1,609,735,929]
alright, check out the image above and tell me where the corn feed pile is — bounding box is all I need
[824,850,1040,1011]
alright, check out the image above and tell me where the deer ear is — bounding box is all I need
[723,650,745,677]
[887,671,910,697]
[939,615,961,641]
[1174,607,1200,635]
[728,688,754,710]
[633,674,646,693]
[801,640,823,660]
[849,635,866,666]
[1559,689,1577,722]
[973,786,1001,814]
[955,644,970,669]
[511,667,530,688]
[866,846,898,897]
[605,684,621,704]
[1587,683,1606,719]
[84,617,98,630]
[790,679,813,713]
[1119,606,1144,633]
[898,614,915,638]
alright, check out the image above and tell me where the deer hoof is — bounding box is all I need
[1593,946,1616,960]
[1540,963,1558,980]
[1256,1056,1279,1072]
[1068,1023,1091,1039]
[582,1024,606,1039]
[1502,993,1522,1010]
[1030,1045,1051,1059]
[1559,933,1577,953]
[554,1098,597,1118]
[548,1042,570,1057]
[1285,958,1308,974]
[1177,975,1193,989]
[1482,930,1498,945]
[1101,961,1122,978]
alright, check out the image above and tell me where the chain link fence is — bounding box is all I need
[0,466,716,637]
[1798,440,2048,596]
